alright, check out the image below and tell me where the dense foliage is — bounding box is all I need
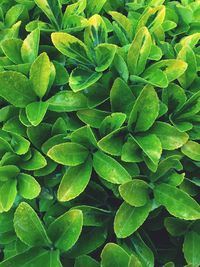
[0,0,200,266]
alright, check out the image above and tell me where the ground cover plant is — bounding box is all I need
[0,0,200,266]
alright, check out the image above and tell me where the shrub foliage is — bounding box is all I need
[0,0,200,266]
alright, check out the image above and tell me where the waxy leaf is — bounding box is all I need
[149,122,189,150]
[128,254,142,267]
[58,157,92,202]
[130,234,154,267]
[0,179,17,212]
[101,243,130,267]
[34,0,61,27]
[98,127,126,156]
[99,113,126,136]
[30,52,51,98]
[18,173,41,199]
[14,202,51,247]
[133,134,162,172]
[20,149,47,171]
[110,78,135,116]
[95,44,116,72]
[21,29,40,63]
[181,141,200,161]
[0,248,59,267]
[71,125,97,148]
[1,38,23,64]
[69,67,102,92]
[128,27,152,75]
[75,255,99,267]
[84,14,107,49]
[48,91,87,112]
[86,0,107,16]
[183,231,200,266]
[114,202,151,238]
[51,32,92,66]
[119,179,149,207]
[93,151,132,184]
[47,142,89,166]
[178,45,197,89]
[77,109,109,128]
[0,71,36,108]
[142,59,188,88]
[47,209,83,251]
[128,85,159,132]
[26,101,48,126]
[121,135,143,163]
[154,183,200,220]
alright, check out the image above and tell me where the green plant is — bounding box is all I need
[0,0,200,266]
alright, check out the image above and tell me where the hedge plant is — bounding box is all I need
[0,0,200,266]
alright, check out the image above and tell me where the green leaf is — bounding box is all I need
[128,27,152,75]
[71,125,97,148]
[110,78,135,116]
[34,0,60,27]
[0,248,56,267]
[154,183,200,220]
[99,113,126,136]
[119,179,149,207]
[93,151,132,184]
[101,243,130,267]
[69,67,102,92]
[26,101,48,126]
[178,45,197,89]
[130,234,154,267]
[128,85,159,132]
[48,91,88,112]
[18,173,41,199]
[164,217,188,237]
[86,0,107,16]
[109,11,133,41]
[21,29,40,63]
[5,4,24,27]
[0,179,17,212]
[71,205,110,227]
[98,127,126,156]
[84,14,107,49]
[77,109,109,128]
[30,52,51,98]
[51,32,93,66]
[66,227,107,258]
[75,255,100,267]
[53,61,69,86]
[0,71,36,108]
[95,44,116,72]
[14,202,51,247]
[121,135,143,163]
[57,157,92,202]
[47,142,89,166]
[128,254,142,267]
[47,209,83,251]
[183,231,200,266]
[0,165,20,181]
[133,134,162,172]
[149,121,189,150]
[20,148,47,171]
[181,141,200,161]
[162,83,186,113]
[1,38,23,64]
[114,202,151,238]
[142,59,188,88]
[10,133,30,155]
